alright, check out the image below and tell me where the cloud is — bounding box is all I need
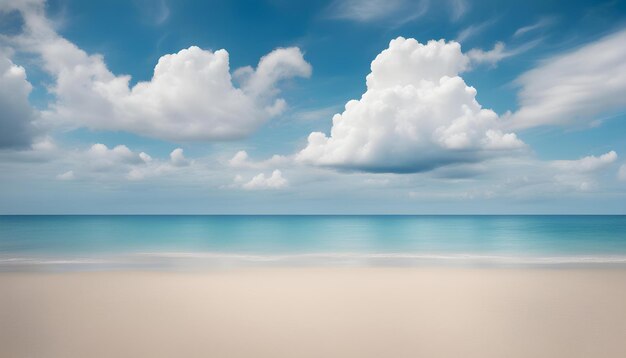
[139,152,152,163]
[456,19,496,43]
[0,54,37,148]
[325,0,428,24]
[297,37,524,174]
[235,48,312,99]
[86,143,144,171]
[466,42,508,66]
[169,148,189,167]
[229,150,249,167]
[466,39,540,67]
[48,45,310,141]
[133,0,170,25]
[23,141,153,181]
[511,151,619,194]
[48,143,197,181]
[407,151,622,200]
[240,170,288,190]
[514,17,554,38]
[326,0,475,25]
[128,148,193,179]
[228,150,289,169]
[549,152,616,192]
[30,136,55,152]
[3,1,311,142]
[552,151,617,173]
[507,29,626,129]
[449,0,468,21]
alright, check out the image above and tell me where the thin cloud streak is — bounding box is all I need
[514,17,556,37]
[325,0,429,24]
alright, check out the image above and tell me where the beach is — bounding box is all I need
[2,268,626,358]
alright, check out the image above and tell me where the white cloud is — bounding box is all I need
[169,148,189,167]
[85,143,144,171]
[513,17,554,38]
[241,170,288,190]
[508,29,626,129]
[228,150,289,169]
[449,0,468,21]
[128,148,200,180]
[547,151,618,193]
[139,152,152,163]
[456,19,496,43]
[327,0,404,21]
[366,38,469,87]
[51,143,197,181]
[552,151,617,173]
[235,47,312,100]
[134,0,170,25]
[466,42,508,66]
[228,150,249,167]
[326,0,428,23]
[516,151,618,194]
[34,141,189,181]
[26,142,150,181]
[48,45,310,141]
[30,136,56,152]
[297,37,524,173]
[467,39,540,67]
[4,1,311,142]
[0,54,37,148]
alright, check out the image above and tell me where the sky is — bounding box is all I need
[0,0,625,214]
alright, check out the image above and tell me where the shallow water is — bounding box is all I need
[1,215,625,269]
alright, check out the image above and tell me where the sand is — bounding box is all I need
[1,268,626,358]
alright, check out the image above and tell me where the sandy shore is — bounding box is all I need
[1,268,626,358]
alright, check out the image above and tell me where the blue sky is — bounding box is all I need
[0,0,625,213]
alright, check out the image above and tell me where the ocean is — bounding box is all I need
[1,215,625,270]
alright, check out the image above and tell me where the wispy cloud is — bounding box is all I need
[467,38,541,67]
[325,0,429,24]
[507,29,626,129]
[133,0,170,25]
[456,19,498,43]
[326,0,473,25]
[514,17,555,37]
[449,0,469,21]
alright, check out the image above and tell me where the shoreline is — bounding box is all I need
[3,251,626,272]
[2,267,626,358]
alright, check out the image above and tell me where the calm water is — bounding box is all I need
[1,215,625,269]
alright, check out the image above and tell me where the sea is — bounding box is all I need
[1,215,626,270]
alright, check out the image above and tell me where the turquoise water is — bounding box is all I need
[1,215,626,269]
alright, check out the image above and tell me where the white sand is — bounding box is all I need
[1,268,626,358]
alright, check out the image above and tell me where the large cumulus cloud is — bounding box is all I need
[3,1,311,142]
[43,45,310,141]
[297,37,524,173]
